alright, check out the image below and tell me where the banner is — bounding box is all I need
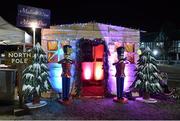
[17,4,51,28]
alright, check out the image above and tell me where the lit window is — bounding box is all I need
[47,41,58,51]
[81,62,93,80]
[94,62,104,81]
[178,42,180,47]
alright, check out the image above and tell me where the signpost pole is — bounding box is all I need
[32,27,36,47]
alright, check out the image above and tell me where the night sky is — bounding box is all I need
[1,0,180,33]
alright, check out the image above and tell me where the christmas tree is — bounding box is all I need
[22,43,51,103]
[131,47,162,99]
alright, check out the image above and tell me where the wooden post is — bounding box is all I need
[17,65,24,107]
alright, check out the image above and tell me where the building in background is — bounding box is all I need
[140,31,180,62]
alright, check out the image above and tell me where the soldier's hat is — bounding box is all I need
[63,45,72,55]
[117,46,125,60]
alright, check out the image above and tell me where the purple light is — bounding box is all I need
[43,23,138,95]
[98,24,136,94]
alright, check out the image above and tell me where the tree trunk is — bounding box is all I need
[143,92,150,100]
[32,91,40,104]
[32,95,40,104]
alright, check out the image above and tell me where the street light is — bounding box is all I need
[30,22,38,47]
[153,49,158,56]
[1,53,5,57]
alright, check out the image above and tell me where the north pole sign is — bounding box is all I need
[5,51,33,65]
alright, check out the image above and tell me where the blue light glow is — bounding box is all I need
[48,41,64,93]
[48,63,62,93]
[48,40,76,93]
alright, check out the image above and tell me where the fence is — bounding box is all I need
[158,60,180,65]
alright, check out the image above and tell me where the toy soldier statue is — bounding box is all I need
[58,45,74,104]
[113,46,128,103]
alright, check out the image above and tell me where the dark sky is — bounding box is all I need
[1,0,180,32]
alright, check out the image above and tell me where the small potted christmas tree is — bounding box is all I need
[131,47,162,103]
[22,43,51,108]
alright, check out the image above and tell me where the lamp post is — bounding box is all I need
[31,22,38,47]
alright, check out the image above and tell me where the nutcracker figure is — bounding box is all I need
[58,45,74,104]
[113,46,128,103]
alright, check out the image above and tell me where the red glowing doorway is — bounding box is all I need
[81,44,105,97]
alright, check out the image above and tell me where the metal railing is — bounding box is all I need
[158,60,180,65]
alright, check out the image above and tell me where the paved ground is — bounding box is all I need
[0,96,180,120]
[1,64,180,120]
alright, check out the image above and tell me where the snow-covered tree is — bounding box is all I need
[131,47,162,98]
[22,43,51,100]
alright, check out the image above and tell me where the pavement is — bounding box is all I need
[0,96,180,120]
[0,64,180,120]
